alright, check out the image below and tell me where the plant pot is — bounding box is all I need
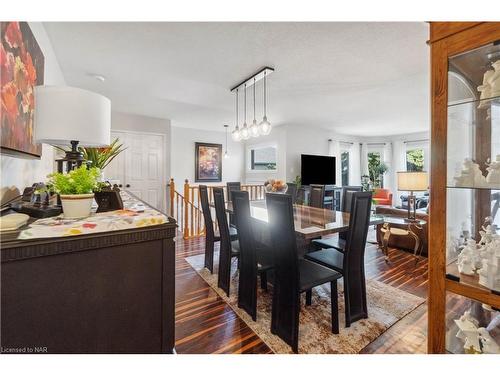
[60,193,95,219]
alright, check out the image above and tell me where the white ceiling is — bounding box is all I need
[43,22,429,136]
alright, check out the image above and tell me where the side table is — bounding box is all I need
[379,215,427,264]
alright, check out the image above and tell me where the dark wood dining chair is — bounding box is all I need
[286,182,298,204]
[266,192,341,353]
[226,182,241,228]
[305,191,373,327]
[312,185,363,251]
[231,190,273,321]
[309,184,325,209]
[213,187,240,296]
[199,185,237,273]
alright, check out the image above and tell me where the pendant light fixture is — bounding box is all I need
[230,67,274,142]
[240,84,250,140]
[259,70,272,135]
[223,124,229,158]
[231,89,241,141]
[249,77,260,138]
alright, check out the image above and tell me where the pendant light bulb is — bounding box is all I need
[249,78,260,138]
[259,116,271,135]
[232,89,241,141]
[258,71,272,135]
[240,84,250,140]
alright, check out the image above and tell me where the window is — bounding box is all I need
[248,145,277,171]
[341,150,349,186]
[406,148,424,171]
[368,151,383,188]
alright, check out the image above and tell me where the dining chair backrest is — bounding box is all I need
[231,190,258,319]
[339,186,363,241]
[266,192,300,348]
[286,182,298,204]
[226,182,241,202]
[341,186,363,213]
[213,187,232,295]
[309,184,325,209]
[199,185,215,239]
[343,191,372,322]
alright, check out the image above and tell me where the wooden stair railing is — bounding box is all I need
[167,178,266,239]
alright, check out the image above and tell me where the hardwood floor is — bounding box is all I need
[175,229,429,354]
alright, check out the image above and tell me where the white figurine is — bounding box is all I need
[477,237,500,290]
[489,60,500,97]
[455,311,482,353]
[478,327,500,354]
[486,155,500,187]
[454,159,488,188]
[478,69,495,108]
[458,238,479,275]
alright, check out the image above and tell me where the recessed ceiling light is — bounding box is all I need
[88,73,106,82]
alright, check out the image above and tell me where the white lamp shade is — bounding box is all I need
[34,86,111,147]
[397,171,428,191]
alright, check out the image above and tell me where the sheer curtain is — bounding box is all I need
[360,142,369,178]
[383,142,394,203]
[392,140,407,206]
[328,139,342,186]
[350,142,361,185]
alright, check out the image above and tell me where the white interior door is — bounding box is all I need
[105,130,165,211]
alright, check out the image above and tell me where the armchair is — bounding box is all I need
[372,188,393,206]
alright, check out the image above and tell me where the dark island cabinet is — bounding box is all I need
[1,217,177,354]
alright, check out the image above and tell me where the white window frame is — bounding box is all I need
[246,142,279,174]
[405,141,429,173]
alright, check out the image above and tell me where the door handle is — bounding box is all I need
[118,184,123,188]
[126,184,131,188]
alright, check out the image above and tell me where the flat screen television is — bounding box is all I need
[301,154,336,185]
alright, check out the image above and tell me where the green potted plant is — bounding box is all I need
[80,138,126,170]
[47,166,101,219]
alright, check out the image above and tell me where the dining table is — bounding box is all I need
[221,199,385,256]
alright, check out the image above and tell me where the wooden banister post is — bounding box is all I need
[184,179,190,238]
[169,178,175,217]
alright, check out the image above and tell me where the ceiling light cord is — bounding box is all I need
[264,71,267,116]
[253,78,256,121]
[244,84,247,125]
[236,89,239,126]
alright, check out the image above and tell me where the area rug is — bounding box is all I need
[185,252,425,354]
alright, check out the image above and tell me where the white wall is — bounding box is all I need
[170,125,244,186]
[0,22,66,203]
[243,124,363,185]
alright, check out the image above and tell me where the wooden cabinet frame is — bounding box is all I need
[428,22,500,353]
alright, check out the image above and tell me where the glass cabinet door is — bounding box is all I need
[445,41,500,353]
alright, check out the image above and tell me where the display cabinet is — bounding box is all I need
[429,22,500,354]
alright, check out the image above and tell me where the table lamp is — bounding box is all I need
[34,86,111,172]
[397,171,428,222]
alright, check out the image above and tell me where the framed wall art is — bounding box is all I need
[195,142,222,182]
[1,21,45,157]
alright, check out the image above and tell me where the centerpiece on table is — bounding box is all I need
[264,179,288,193]
[46,166,101,219]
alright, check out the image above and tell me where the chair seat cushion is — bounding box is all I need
[299,259,341,292]
[312,237,346,252]
[214,226,238,242]
[256,246,273,271]
[304,248,344,273]
[231,240,240,257]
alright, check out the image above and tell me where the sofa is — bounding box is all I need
[374,205,429,256]
[372,188,393,206]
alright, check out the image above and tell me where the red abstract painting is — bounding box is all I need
[1,22,44,157]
